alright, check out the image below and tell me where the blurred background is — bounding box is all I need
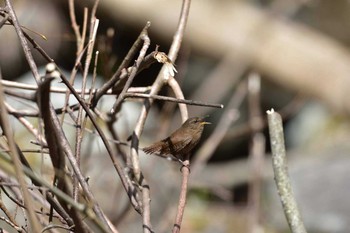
[2,0,350,232]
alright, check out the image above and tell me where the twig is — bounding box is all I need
[68,0,82,53]
[93,22,152,105]
[0,149,49,153]
[157,0,192,127]
[37,66,114,231]
[90,0,100,24]
[136,0,193,231]
[266,109,307,233]
[3,1,133,231]
[0,153,109,233]
[110,22,151,114]
[3,7,54,228]
[136,51,158,74]
[125,26,170,233]
[56,66,142,215]
[37,76,86,232]
[0,69,41,232]
[3,80,222,109]
[82,17,99,97]
[167,77,188,121]
[4,101,81,118]
[124,93,223,108]
[0,182,44,191]
[89,51,100,105]
[61,6,88,124]
[0,12,9,29]
[73,17,99,202]
[172,158,190,233]
[157,48,189,138]
[0,216,23,232]
[60,40,89,124]
[0,145,75,227]
[167,0,191,61]
[167,1,192,233]
[41,223,74,233]
[0,196,21,230]
[4,88,36,101]
[128,0,193,228]
[1,79,148,94]
[0,180,64,232]
[4,102,47,146]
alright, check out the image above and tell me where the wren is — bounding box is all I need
[143,117,210,161]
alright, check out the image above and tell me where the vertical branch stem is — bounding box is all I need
[0,72,41,232]
[68,0,82,53]
[93,22,151,104]
[168,1,192,233]
[130,0,192,228]
[172,158,189,233]
[110,23,151,114]
[73,18,99,200]
[167,78,188,121]
[130,0,193,229]
[266,109,307,233]
[168,0,191,61]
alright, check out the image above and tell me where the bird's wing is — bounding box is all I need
[162,136,192,155]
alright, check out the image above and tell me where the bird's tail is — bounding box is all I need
[142,142,162,154]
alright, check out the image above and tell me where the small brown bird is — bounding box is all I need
[143,117,210,161]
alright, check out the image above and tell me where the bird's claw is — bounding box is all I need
[179,159,191,173]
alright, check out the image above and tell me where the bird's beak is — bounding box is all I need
[199,116,211,125]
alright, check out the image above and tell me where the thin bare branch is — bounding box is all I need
[166,1,193,233]
[73,17,100,202]
[0,12,9,29]
[0,69,41,231]
[37,75,86,233]
[110,23,151,114]
[60,41,90,124]
[37,65,114,231]
[0,197,21,230]
[0,153,109,233]
[0,216,23,232]
[167,0,191,62]
[125,93,223,109]
[56,66,142,215]
[1,79,148,94]
[266,109,307,233]
[172,159,190,233]
[68,0,82,52]
[93,22,152,105]
[167,78,188,121]
[4,102,47,146]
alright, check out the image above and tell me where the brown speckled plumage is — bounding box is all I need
[143,117,210,161]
